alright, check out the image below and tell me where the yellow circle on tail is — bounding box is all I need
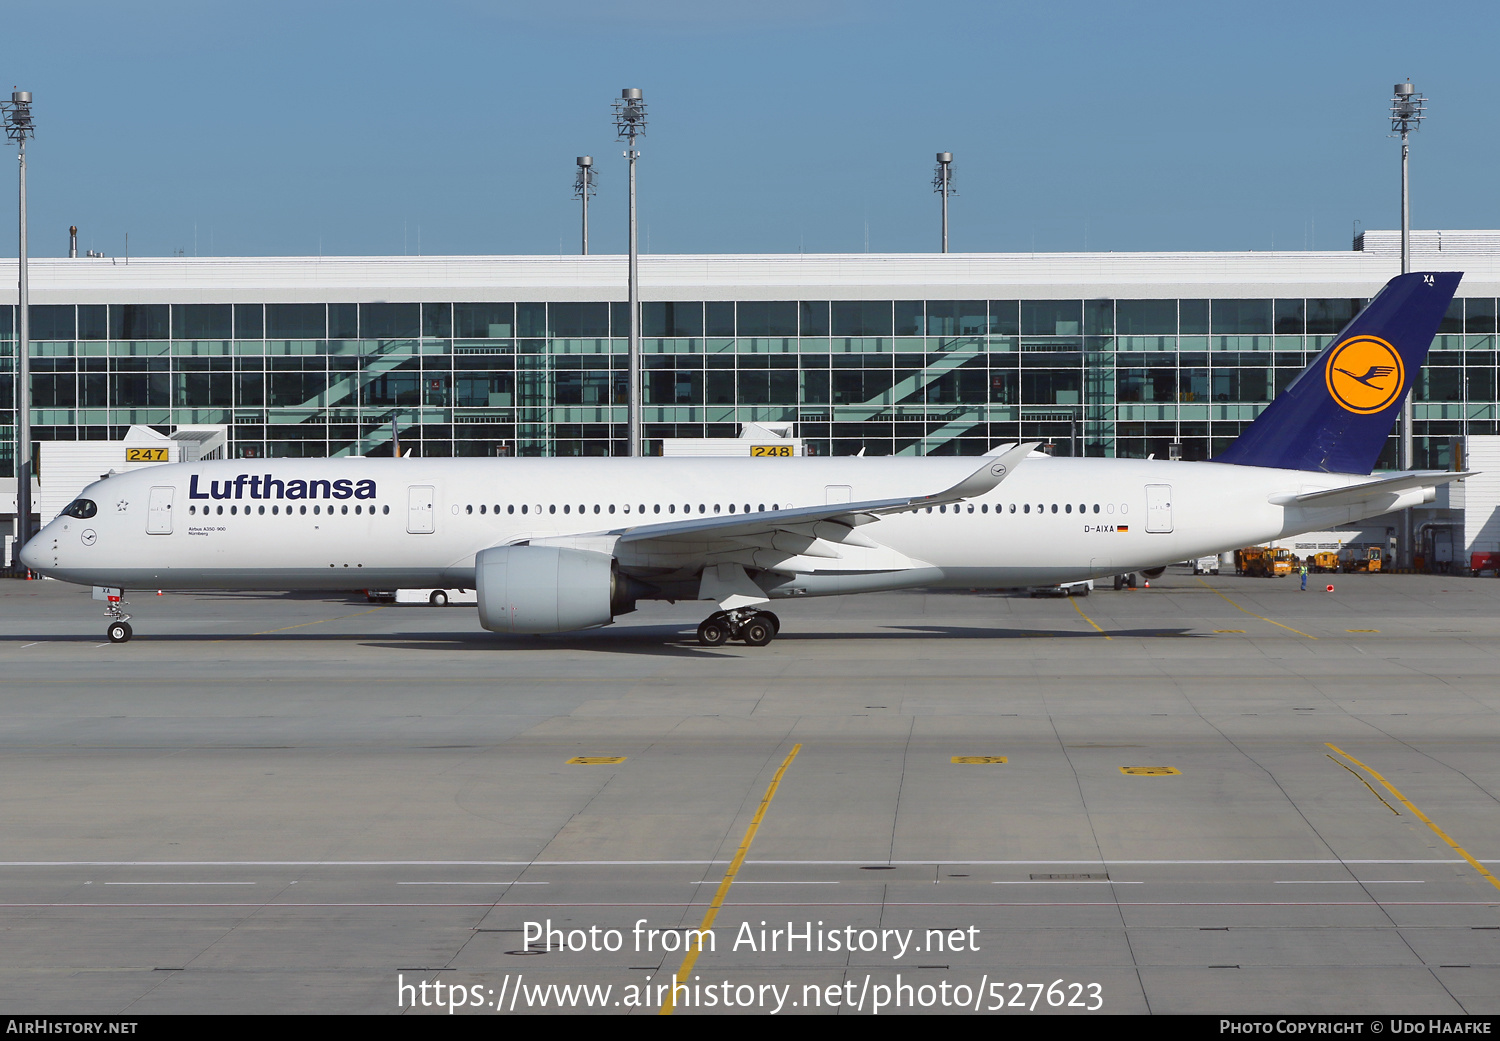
[1325,335,1405,414]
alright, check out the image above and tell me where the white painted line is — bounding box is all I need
[2,858,1493,868]
[397,881,548,886]
[103,882,256,886]
[700,881,841,885]
[1274,880,1425,885]
[20,643,38,649]
[992,880,1143,885]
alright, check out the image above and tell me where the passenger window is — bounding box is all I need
[1066,504,1072,514]
[608,505,615,514]
[669,504,676,514]
[300,505,307,515]
[1050,504,1057,514]
[341,505,348,515]
[259,505,265,515]
[382,505,389,514]
[549,505,556,514]
[1093,504,1100,513]
[188,505,196,515]
[466,504,474,514]
[508,505,515,514]
[1023,504,1030,514]
[1009,503,1016,514]
[714,504,720,514]
[564,505,571,514]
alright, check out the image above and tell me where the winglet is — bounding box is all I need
[911,442,1038,506]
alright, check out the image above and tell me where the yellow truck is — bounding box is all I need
[1340,546,1384,573]
[1239,546,1294,577]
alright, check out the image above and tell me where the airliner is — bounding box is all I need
[21,272,1469,646]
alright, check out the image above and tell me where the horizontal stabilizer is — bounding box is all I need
[1270,470,1472,509]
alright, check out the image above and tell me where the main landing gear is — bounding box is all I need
[697,609,781,647]
[104,594,133,643]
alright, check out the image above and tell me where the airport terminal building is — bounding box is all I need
[3,229,1499,471]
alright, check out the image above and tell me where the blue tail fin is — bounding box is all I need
[1214,271,1461,474]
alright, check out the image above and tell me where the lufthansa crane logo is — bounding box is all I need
[1325,335,1405,414]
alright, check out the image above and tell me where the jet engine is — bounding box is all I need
[475,546,637,634]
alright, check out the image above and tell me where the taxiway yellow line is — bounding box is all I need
[1196,579,1317,639]
[1326,743,1500,895]
[1070,598,1111,639]
[661,743,802,1016]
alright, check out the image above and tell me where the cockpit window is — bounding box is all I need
[61,498,97,519]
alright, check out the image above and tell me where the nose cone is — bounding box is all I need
[18,536,44,572]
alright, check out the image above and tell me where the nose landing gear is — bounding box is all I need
[104,594,133,643]
[696,608,781,647]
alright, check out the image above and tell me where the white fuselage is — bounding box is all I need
[23,455,1389,598]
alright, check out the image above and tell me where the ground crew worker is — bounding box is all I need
[1300,562,1308,591]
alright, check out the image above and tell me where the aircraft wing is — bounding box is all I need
[610,441,1037,547]
[523,443,1036,595]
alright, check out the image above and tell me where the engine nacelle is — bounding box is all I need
[476,546,621,634]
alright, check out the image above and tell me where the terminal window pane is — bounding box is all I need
[1084,300,1113,335]
[266,304,326,340]
[643,302,703,337]
[361,303,420,339]
[329,303,358,339]
[894,301,922,336]
[737,301,798,337]
[1022,300,1080,336]
[1180,300,1209,334]
[1437,298,1464,334]
[0,304,11,337]
[1115,300,1176,335]
[111,304,169,340]
[235,304,264,339]
[1273,300,1304,334]
[455,303,515,338]
[29,305,76,341]
[549,302,609,338]
[1466,298,1498,333]
[423,303,453,338]
[705,302,734,336]
[172,304,232,340]
[78,305,108,340]
[833,301,892,337]
[799,301,830,336]
[1306,298,1361,335]
[1211,299,1270,335]
[988,301,1020,335]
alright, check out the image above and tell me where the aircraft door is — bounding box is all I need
[146,486,175,535]
[407,485,435,534]
[1145,484,1173,533]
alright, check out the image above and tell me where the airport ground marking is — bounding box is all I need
[1325,754,1400,815]
[1070,599,1111,639]
[660,742,802,1016]
[1196,579,1317,639]
[1326,743,1500,895]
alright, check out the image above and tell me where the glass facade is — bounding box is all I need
[0,294,1486,475]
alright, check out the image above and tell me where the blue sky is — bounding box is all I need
[2,0,1497,259]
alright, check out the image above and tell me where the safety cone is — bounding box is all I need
[1144,580,1150,588]
[1326,584,1334,592]
[156,590,163,596]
